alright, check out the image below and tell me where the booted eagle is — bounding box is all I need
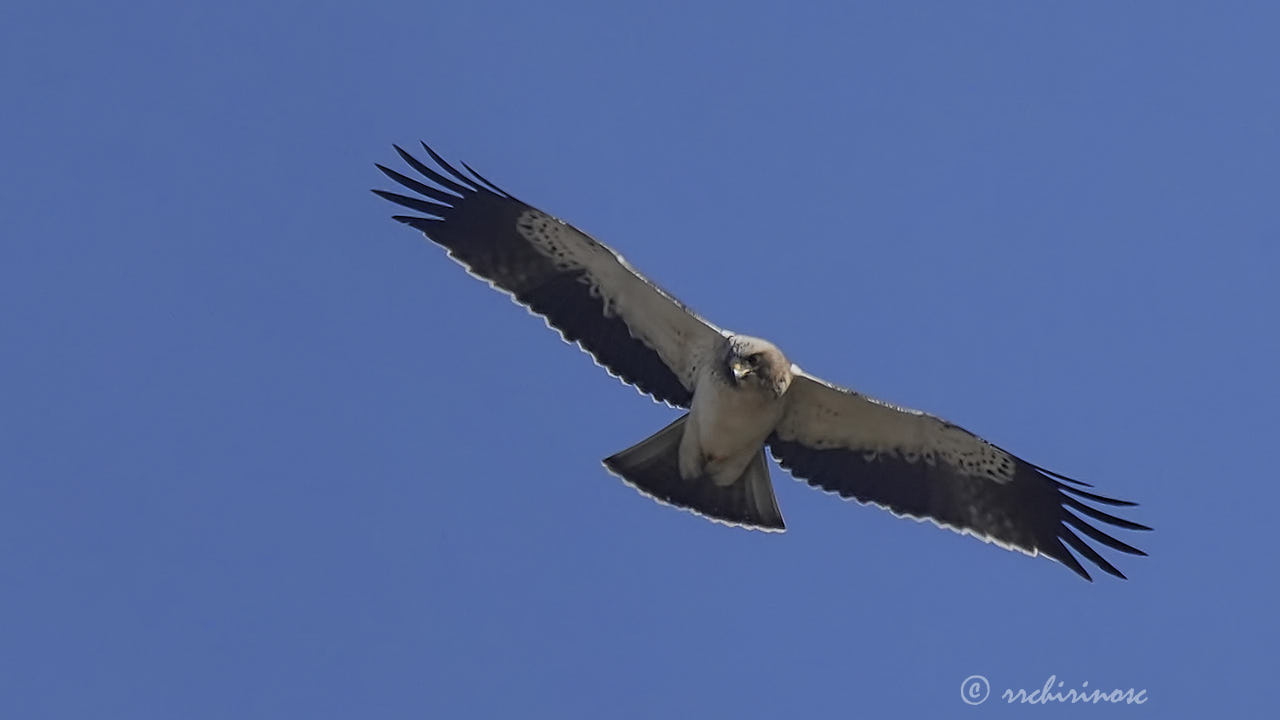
[373,143,1150,581]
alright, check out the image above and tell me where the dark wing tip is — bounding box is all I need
[419,142,477,187]
[460,160,512,198]
[387,143,478,196]
[1035,463,1149,580]
[371,189,451,218]
[1025,459,1094,488]
[1062,509,1148,556]
[1057,482,1140,507]
[1060,527,1127,579]
[1043,536,1093,581]
[1062,495,1152,532]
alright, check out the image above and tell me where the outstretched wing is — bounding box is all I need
[373,144,724,407]
[768,370,1150,580]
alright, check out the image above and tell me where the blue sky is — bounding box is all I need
[3,1,1277,717]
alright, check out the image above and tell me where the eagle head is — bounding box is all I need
[724,335,792,397]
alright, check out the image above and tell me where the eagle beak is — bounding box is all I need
[732,360,752,380]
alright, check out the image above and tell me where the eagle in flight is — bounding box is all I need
[374,143,1149,581]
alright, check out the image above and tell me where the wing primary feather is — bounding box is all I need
[390,215,441,231]
[1059,528,1126,579]
[392,144,474,195]
[375,164,463,205]
[1062,496,1152,531]
[371,190,451,217]
[1055,482,1139,507]
[1026,460,1093,487]
[460,160,511,198]
[1043,536,1092,581]
[1062,510,1148,556]
[420,142,480,188]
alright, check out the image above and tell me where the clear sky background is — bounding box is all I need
[3,1,1277,717]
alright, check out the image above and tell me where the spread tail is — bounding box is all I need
[602,414,785,531]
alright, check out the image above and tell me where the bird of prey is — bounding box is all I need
[373,143,1150,581]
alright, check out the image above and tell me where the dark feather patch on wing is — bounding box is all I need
[766,438,1150,581]
[374,144,693,407]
